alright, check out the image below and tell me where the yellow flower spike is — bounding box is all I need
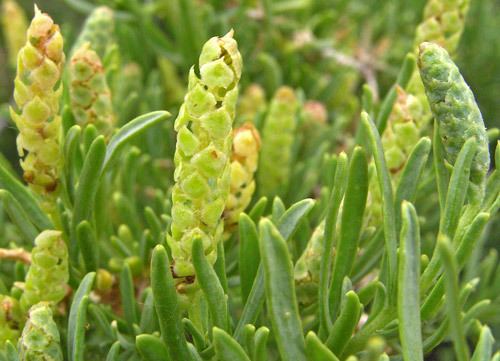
[10,5,64,213]
[69,42,116,137]
[224,123,261,238]
[168,31,242,278]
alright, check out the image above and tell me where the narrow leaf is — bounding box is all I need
[305,332,340,361]
[151,245,191,361]
[398,201,423,361]
[259,218,306,361]
[192,238,229,331]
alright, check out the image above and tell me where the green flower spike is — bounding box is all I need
[168,30,242,278]
[72,6,115,59]
[1,0,28,68]
[224,123,261,238]
[294,221,325,305]
[258,86,299,198]
[9,5,64,205]
[0,295,22,348]
[20,230,68,311]
[69,42,116,137]
[237,84,266,125]
[418,42,489,201]
[18,302,63,361]
[414,0,470,56]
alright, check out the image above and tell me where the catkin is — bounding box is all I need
[69,42,115,137]
[72,6,115,59]
[224,123,261,237]
[18,302,63,361]
[1,0,28,68]
[418,42,489,200]
[258,86,298,198]
[168,31,242,278]
[9,6,64,202]
[20,231,68,311]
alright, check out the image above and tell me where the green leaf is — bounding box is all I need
[76,221,97,272]
[120,263,139,331]
[361,112,398,299]
[249,197,268,222]
[136,334,172,361]
[103,111,170,172]
[319,153,347,336]
[239,214,260,304]
[259,218,306,361]
[421,137,478,292]
[433,119,449,212]
[272,197,286,221]
[254,327,270,361]
[305,332,340,361]
[213,327,251,361]
[139,288,159,334]
[398,201,423,361]
[0,163,52,230]
[151,245,191,361]
[68,272,96,361]
[439,238,470,361]
[4,341,19,361]
[329,147,368,317]
[71,136,106,262]
[277,198,315,241]
[192,238,229,331]
[0,190,38,242]
[62,125,82,202]
[471,326,494,361]
[234,266,265,342]
[326,291,362,356]
[235,198,316,341]
[376,53,416,133]
[394,137,431,230]
[105,341,121,361]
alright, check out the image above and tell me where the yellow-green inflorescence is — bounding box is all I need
[224,123,261,238]
[258,86,298,198]
[20,230,68,311]
[69,42,116,137]
[10,6,64,205]
[1,0,28,68]
[18,302,63,361]
[414,0,470,56]
[0,295,22,348]
[406,0,471,127]
[418,42,489,201]
[168,31,242,278]
[237,84,266,125]
[72,6,115,59]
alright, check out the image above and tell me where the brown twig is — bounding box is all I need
[0,248,31,264]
